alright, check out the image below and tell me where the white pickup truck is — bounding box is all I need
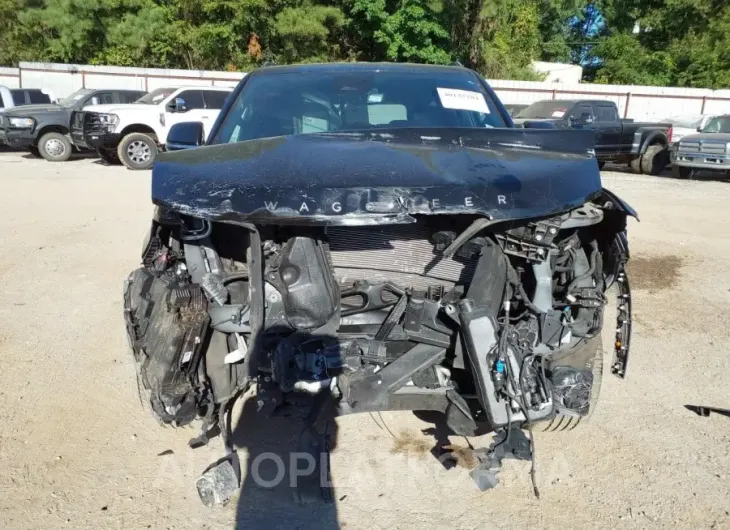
[71,86,233,169]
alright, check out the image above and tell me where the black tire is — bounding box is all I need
[629,156,643,174]
[38,132,72,162]
[671,165,693,179]
[597,160,606,170]
[641,144,669,175]
[118,132,158,170]
[27,146,41,158]
[97,147,121,165]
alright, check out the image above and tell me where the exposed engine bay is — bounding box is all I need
[124,190,633,501]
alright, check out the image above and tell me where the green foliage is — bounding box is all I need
[592,0,730,88]
[274,3,346,63]
[592,32,674,85]
[19,0,151,64]
[0,0,548,80]
[372,1,451,64]
[477,1,546,79]
[3,0,730,89]
[0,0,26,66]
[439,0,579,79]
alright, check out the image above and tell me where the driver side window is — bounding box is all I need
[569,104,593,121]
[87,92,114,106]
[176,90,205,110]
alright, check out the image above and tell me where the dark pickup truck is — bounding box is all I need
[0,88,146,161]
[514,99,673,174]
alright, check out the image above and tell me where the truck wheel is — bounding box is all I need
[97,148,120,165]
[118,133,158,170]
[671,165,694,179]
[38,132,72,162]
[629,156,643,174]
[641,145,668,176]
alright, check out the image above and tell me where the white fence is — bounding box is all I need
[490,79,730,121]
[0,66,20,87]
[3,61,730,121]
[2,63,245,96]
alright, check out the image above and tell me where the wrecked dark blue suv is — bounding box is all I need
[123,62,635,505]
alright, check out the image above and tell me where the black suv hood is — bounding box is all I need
[152,127,602,226]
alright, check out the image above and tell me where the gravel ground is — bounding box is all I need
[1,152,730,530]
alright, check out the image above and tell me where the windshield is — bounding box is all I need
[516,101,572,119]
[212,69,506,144]
[58,89,93,107]
[702,116,730,133]
[136,87,176,105]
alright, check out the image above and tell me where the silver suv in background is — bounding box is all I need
[670,114,730,179]
[662,114,715,144]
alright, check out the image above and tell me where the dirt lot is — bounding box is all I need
[1,151,729,530]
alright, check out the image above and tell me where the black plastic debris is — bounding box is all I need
[685,404,730,419]
[470,427,532,492]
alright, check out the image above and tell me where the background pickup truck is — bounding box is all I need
[73,86,232,170]
[0,88,146,161]
[669,114,730,179]
[0,86,55,113]
[514,99,673,174]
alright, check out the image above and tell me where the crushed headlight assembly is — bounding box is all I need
[8,117,34,129]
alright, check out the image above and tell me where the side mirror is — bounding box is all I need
[166,122,205,151]
[697,126,703,132]
[167,97,188,113]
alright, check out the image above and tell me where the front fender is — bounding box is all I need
[639,130,668,153]
[601,188,638,221]
[598,188,635,289]
[31,113,71,138]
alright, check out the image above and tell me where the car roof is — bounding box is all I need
[251,62,475,76]
[95,89,146,93]
[529,99,617,106]
[163,85,232,91]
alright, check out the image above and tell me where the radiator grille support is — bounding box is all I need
[326,224,477,291]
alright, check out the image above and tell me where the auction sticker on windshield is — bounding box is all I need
[437,88,490,113]
[552,109,567,118]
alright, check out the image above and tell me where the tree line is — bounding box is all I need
[2,0,730,88]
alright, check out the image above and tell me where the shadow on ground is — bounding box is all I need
[231,392,340,530]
